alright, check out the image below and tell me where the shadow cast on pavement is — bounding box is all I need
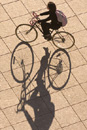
[17,47,55,130]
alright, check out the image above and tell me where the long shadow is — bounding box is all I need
[10,41,34,83]
[17,47,55,130]
[48,48,71,90]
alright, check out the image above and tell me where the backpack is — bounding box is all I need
[55,10,67,26]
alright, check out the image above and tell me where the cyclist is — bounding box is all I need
[38,2,62,40]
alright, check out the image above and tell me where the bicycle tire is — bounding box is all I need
[11,41,34,83]
[52,31,75,49]
[15,24,38,43]
[48,49,71,90]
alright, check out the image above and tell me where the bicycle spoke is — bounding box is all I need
[49,64,57,71]
[51,72,58,82]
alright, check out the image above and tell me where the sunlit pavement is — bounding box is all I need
[0,0,87,130]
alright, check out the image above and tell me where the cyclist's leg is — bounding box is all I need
[41,21,51,37]
[51,22,62,30]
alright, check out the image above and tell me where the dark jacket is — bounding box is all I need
[39,11,62,27]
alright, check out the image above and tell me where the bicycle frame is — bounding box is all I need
[29,12,54,35]
[32,22,56,37]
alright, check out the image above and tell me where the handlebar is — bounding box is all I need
[29,11,40,26]
[32,11,39,19]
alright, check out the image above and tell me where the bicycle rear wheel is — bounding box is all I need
[52,31,75,49]
[48,49,71,90]
[11,42,34,83]
[15,24,38,42]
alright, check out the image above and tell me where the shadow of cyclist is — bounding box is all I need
[17,47,55,130]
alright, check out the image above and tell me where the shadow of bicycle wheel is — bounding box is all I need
[10,41,34,83]
[48,48,71,90]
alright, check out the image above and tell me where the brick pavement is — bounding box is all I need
[0,0,87,130]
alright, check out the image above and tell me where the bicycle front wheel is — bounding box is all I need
[15,24,38,42]
[48,49,71,90]
[52,31,75,49]
[11,42,34,83]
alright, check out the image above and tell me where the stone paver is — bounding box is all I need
[0,110,10,129]
[83,120,87,129]
[73,101,87,120]
[64,16,85,33]
[13,120,38,130]
[0,53,11,72]
[0,39,10,55]
[0,73,10,91]
[81,82,87,94]
[3,1,28,18]
[0,5,9,22]
[55,106,80,127]
[13,14,32,26]
[73,30,87,48]
[0,89,19,109]
[79,47,87,61]
[62,85,87,105]
[63,122,87,130]
[1,126,14,130]
[0,20,15,38]
[43,91,69,111]
[68,0,87,15]
[0,0,87,130]
[57,3,75,18]
[72,65,87,83]
[3,34,22,52]
[78,13,87,28]
[3,106,26,125]
[69,49,86,68]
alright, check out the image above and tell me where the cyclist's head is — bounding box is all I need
[47,2,56,12]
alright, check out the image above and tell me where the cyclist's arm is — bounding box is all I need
[40,11,50,16]
[38,16,51,22]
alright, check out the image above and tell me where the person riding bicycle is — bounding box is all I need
[38,2,62,40]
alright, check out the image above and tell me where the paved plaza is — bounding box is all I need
[0,0,87,129]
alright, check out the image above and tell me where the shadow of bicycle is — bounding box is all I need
[11,44,71,130]
[16,47,55,130]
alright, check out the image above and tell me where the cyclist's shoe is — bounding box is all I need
[47,36,52,41]
[44,34,51,38]
[43,34,52,41]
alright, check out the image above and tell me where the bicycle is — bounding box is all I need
[11,44,71,90]
[15,12,75,49]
